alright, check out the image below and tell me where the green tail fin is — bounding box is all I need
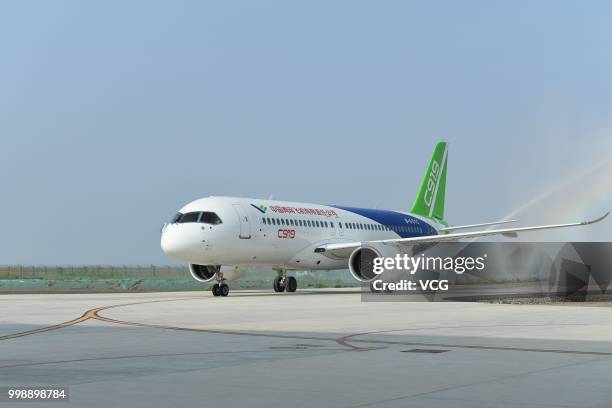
[411,141,448,222]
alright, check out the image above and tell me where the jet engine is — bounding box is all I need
[188,264,242,283]
[189,264,219,282]
[348,244,412,283]
[348,246,382,282]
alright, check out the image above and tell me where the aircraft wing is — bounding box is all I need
[439,219,517,232]
[315,212,609,257]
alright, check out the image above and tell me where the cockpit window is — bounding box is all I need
[170,212,183,223]
[200,211,222,225]
[177,212,200,223]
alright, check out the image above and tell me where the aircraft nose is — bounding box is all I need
[160,230,176,257]
[161,227,191,261]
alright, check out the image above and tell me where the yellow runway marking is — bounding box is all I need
[0,297,197,341]
[2,295,612,356]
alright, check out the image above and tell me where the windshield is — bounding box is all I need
[170,211,223,224]
[177,212,200,223]
[200,212,222,224]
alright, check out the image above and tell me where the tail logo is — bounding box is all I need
[423,160,440,208]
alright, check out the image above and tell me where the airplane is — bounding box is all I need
[160,142,608,296]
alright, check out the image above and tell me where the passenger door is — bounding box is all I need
[232,204,251,239]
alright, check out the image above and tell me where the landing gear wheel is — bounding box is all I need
[273,276,285,292]
[219,283,230,297]
[286,276,297,292]
[212,283,220,296]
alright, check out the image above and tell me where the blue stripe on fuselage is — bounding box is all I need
[332,206,437,238]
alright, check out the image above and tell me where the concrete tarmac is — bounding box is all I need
[1,289,611,407]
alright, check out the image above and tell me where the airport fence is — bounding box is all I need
[0,265,189,280]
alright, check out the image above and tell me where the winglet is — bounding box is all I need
[581,211,610,225]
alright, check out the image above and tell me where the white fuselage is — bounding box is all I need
[161,196,442,271]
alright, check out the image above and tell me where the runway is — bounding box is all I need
[1,289,612,407]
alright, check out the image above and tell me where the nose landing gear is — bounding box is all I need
[211,283,229,296]
[273,270,297,293]
[212,270,230,297]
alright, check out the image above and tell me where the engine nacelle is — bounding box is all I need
[349,244,415,283]
[189,264,219,282]
[348,246,382,282]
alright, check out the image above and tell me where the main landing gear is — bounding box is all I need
[211,269,229,297]
[273,270,297,293]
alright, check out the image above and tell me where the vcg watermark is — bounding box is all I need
[370,253,487,293]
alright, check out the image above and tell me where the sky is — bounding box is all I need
[1,0,611,265]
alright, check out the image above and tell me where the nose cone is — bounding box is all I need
[161,226,198,262]
[160,230,180,260]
